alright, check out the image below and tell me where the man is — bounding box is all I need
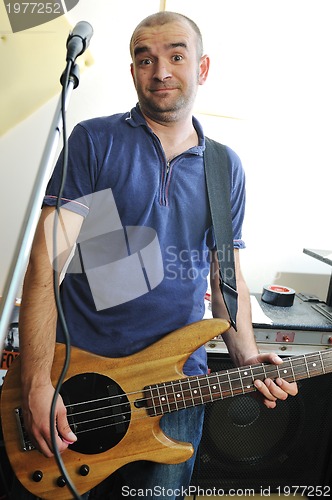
[16,11,297,499]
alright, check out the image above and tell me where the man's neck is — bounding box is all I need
[143,112,198,162]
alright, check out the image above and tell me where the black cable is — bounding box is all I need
[50,59,82,500]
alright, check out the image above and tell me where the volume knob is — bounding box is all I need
[32,470,43,482]
[57,476,67,488]
[79,464,90,476]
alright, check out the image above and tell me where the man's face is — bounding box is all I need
[130,20,209,123]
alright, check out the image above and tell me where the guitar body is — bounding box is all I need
[0,318,229,499]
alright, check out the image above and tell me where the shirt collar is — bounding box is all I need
[125,103,205,156]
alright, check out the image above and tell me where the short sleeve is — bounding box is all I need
[43,123,99,217]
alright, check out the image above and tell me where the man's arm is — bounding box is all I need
[19,206,83,457]
[210,249,298,408]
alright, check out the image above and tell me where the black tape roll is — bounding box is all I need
[261,285,295,307]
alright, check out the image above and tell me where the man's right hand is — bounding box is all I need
[22,383,77,458]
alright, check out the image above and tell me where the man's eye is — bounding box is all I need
[140,59,152,65]
[172,55,183,62]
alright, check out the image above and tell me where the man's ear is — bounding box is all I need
[199,55,210,85]
[130,63,136,86]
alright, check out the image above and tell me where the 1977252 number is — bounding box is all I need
[276,485,331,496]
[5,3,62,14]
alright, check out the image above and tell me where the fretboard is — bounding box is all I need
[145,349,332,416]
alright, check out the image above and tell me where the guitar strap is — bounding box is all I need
[204,136,238,330]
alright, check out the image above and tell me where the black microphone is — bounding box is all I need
[66,21,93,62]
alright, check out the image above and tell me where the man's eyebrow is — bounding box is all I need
[134,42,188,58]
[168,42,188,50]
[134,46,150,57]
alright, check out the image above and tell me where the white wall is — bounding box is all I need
[1,0,332,303]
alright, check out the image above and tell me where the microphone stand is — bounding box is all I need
[0,64,80,349]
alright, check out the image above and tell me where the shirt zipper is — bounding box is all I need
[161,159,172,206]
[152,134,170,207]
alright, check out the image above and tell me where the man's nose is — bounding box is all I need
[153,60,172,81]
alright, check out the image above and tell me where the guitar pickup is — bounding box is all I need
[15,408,35,452]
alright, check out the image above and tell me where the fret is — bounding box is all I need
[278,360,291,380]
[144,349,332,418]
[197,376,205,405]
[217,372,232,398]
[180,378,201,408]
[262,363,268,380]
[304,356,310,378]
[288,357,296,381]
[290,356,306,380]
[159,382,171,413]
[150,383,161,415]
[238,367,245,394]
[148,385,162,416]
[214,373,223,399]
[178,379,187,409]
[156,383,164,414]
[226,371,234,397]
[207,375,214,401]
[170,380,184,410]
[241,367,254,392]
[307,353,322,377]
[249,365,255,387]
[165,381,177,412]
[251,363,267,382]
[187,378,196,406]
[228,369,246,395]
[319,351,326,374]
[203,374,213,403]
[278,359,297,381]
[295,355,310,379]
[189,376,205,405]
[262,363,275,377]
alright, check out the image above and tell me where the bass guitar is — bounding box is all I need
[1,318,331,499]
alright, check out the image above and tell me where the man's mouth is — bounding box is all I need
[150,86,179,93]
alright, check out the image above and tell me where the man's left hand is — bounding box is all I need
[244,353,299,408]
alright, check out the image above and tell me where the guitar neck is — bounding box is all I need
[145,349,332,416]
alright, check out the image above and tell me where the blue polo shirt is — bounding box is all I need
[44,104,246,375]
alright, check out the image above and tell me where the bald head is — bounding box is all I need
[130,11,203,61]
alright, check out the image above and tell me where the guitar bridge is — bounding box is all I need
[15,408,35,452]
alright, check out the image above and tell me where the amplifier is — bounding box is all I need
[206,293,332,356]
[194,293,332,492]
[192,351,332,492]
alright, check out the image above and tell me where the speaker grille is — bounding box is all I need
[192,353,332,491]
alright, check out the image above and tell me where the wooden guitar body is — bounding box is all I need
[3,315,331,499]
[0,318,229,499]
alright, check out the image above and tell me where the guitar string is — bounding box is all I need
[66,364,332,437]
[69,358,332,437]
[63,352,331,419]
[65,380,259,436]
[62,350,330,414]
[60,353,332,436]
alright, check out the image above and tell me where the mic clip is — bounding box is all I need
[60,63,80,89]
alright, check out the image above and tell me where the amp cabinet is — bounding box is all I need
[191,351,332,493]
